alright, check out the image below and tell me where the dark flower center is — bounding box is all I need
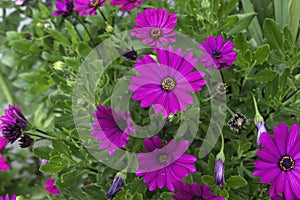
[193,198,202,200]
[150,28,161,38]
[279,155,295,171]
[158,154,169,166]
[228,113,247,130]
[161,77,175,91]
[129,0,136,2]
[212,50,222,59]
[90,0,99,7]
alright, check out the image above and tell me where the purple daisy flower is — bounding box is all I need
[45,178,60,195]
[0,105,27,144]
[136,136,197,191]
[0,157,9,171]
[0,194,16,200]
[73,0,106,16]
[131,8,177,48]
[253,123,300,199]
[128,46,206,118]
[110,0,144,11]
[198,36,237,71]
[91,105,135,155]
[172,181,224,200]
[0,136,7,151]
[53,0,74,17]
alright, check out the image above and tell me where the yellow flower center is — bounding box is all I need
[161,77,175,91]
[279,155,295,171]
[90,0,99,7]
[151,28,161,38]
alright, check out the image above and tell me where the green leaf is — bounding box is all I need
[77,42,92,57]
[226,175,248,189]
[226,13,256,35]
[33,146,52,159]
[48,29,71,46]
[234,32,249,56]
[52,140,71,156]
[274,0,289,29]
[40,162,66,173]
[289,0,300,42]
[60,168,87,187]
[250,69,277,83]
[201,175,214,187]
[217,16,239,32]
[254,44,270,65]
[219,189,229,198]
[241,0,263,45]
[263,19,283,55]
[65,20,78,47]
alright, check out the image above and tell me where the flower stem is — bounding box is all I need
[98,8,109,23]
[224,104,235,117]
[0,72,15,104]
[75,16,97,47]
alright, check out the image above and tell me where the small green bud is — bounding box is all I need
[53,61,64,71]
[105,22,113,33]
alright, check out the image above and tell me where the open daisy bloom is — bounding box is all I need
[172,181,224,200]
[129,46,206,118]
[74,0,106,16]
[198,36,237,71]
[136,136,197,191]
[110,0,144,11]
[91,105,135,155]
[131,8,177,48]
[253,123,300,199]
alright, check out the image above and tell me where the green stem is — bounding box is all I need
[224,104,235,117]
[76,16,97,47]
[98,8,109,23]
[0,73,14,103]
[220,131,224,153]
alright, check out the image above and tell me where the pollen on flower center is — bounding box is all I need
[150,28,161,38]
[212,50,222,59]
[161,77,175,91]
[279,155,295,171]
[158,154,169,166]
[90,0,100,7]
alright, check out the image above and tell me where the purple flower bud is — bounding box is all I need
[214,159,225,189]
[106,177,124,200]
[19,134,33,148]
[256,122,267,146]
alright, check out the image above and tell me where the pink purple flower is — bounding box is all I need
[0,105,27,144]
[198,36,237,70]
[0,136,7,150]
[131,8,177,48]
[256,121,267,146]
[53,0,74,17]
[74,0,106,16]
[0,157,9,171]
[0,194,16,200]
[214,159,225,189]
[91,105,135,155]
[110,0,144,11]
[128,46,206,117]
[45,178,60,195]
[253,123,300,199]
[136,136,197,191]
[172,181,224,200]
